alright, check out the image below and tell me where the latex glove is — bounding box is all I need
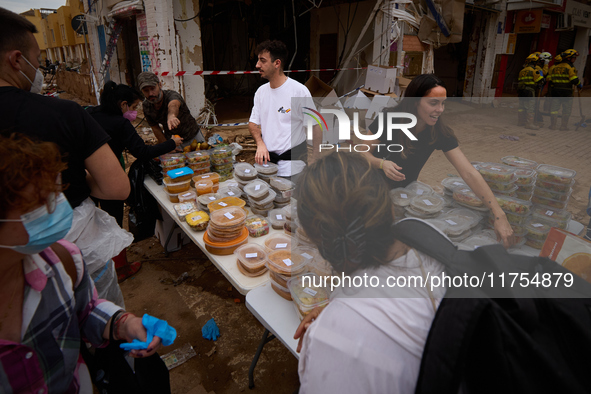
[120,314,177,351]
[202,318,220,341]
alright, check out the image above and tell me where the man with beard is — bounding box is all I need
[137,72,204,149]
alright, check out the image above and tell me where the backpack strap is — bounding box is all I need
[50,242,78,289]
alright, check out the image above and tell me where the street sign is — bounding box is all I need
[71,14,87,35]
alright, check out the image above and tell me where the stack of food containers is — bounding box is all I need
[244,179,275,216]
[287,273,330,320]
[197,193,221,212]
[452,187,489,212]
[269,177,294,208]
[441,177,467,197]
[265,245,310,301]
[267,208,287,230]
[178,190,197,203]
[282,203,297,235]
[405,194,445,219]
[254,162,279,181]
[458,231,498,250]
[501,156,538,170]
[160,153,186,176]
[244,215,270,238]
[406,181,433,197]
[208,196,247,216]
[234,244,268,277]
[211,146,234,182]
[185,151,211,175]
[491,194,532,245]
[532,165,576,211]
[192,173,220,193]
[500,156,539,201]
[234,163,258,182]
[524,218,553,249]
[478,162,518,197]
[162,167,194,202]
[203,206,248,255]
[530,206,571,230]
[390,187,416,221]
[439,208,484,242]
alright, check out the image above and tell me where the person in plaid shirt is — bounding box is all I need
[0,134,163,393]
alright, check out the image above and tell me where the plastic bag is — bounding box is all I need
[92,260,125,308]
[229,142,243,156]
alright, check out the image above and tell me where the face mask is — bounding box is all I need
[123,110,138,122]
[0,193,73,255]
[20,55,44,94]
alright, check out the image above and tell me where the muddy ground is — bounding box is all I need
[56,88,591,394]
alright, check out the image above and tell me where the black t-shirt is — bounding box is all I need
[86,106,176,161]
[142,90,202,141]
[0,87,110,208]
[368,116,459,189]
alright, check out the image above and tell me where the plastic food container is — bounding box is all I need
[458,232,498,250]
[536,164,576,185]
[266,209,285,230]
[266,248,311,277]
[533,186,572,202]
[405,207,442,219]
[234,244,268,276]
[287,273,330,320]
[406,181,433,196]
[190,166,210,175]
[178,190,197,203]
[441,177,467,194]
[478,163,515,183]
[195,179,214,195]
[442,208,483,228]
[248,189,277,209]
[185,151,210,163]
[197,193,221,206]
[513,169,537,185]
[515,191,533,201]
[218,186,242,199]
[516,177,536,192]
[490,186,518,198]
[185,211,209,231]
[244,215,270,237]
[208,196,246,212]
[244,179,270,201]
[250,206,271,217]
[494,195,532,215]
[270,277,293,301]
[163,176,191,194]
[193,172,220,185]
[160,153,185,167]
[264,233,297,252]
[531,194,569,210]
[535,178,575,193]
[203,227,248,255]
[166,166,194,182]
[501,156,538,169]
[531,206,571,230]
[270,177,294,191]
[524,219,552,241]
[209,206,247,228]
[234,163,257,181]
[173,201,199,220]
[409,194,444,214]
[161,163,185,173]
[512,226,528,244]
[453,187,483,208]
[212,145,233,158]
[187,160,211,170]
[165,190,182,203]
[389,188,416,207]
[254,162,278,175]
[486,178,517,192]
[441,215,473,237]
[525,237,545,249]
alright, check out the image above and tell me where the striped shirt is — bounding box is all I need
[0,240,121,393]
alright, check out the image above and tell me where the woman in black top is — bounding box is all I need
[87,81,182,281]
[362,74,514,248]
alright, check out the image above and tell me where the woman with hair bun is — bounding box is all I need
[361,73,514,248]
[295,152,446,394]
[87,81,182,281]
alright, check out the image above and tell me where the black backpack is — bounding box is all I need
[391,219,591,394]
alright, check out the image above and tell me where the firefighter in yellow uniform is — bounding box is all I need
[548,49,582,130]
[517,54,544,129]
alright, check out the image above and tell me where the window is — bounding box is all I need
[43,32,47,45]
[50,29,55,42]
[60,25,66,41]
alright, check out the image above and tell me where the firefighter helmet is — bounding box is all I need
[538,52,552,61]
[525,53,539,64]
[561,49,579,60]
[555,54,562,63]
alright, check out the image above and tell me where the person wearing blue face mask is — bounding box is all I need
[0,134,169,393]
[86,81,182,282]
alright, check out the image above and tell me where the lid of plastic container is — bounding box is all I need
[173,201,198,216]
[438,214,473,236]
[471,161,483,170]
[186,211,209,226]
[253,162,279,174]
[167,166,194,180]
[234,244,268,269]
[443,208,482,227]
[513,168,537,179]
[282,203,298,221]
[248,189,277,207]
[524,218,552,234]
[159,153,185,165]
[287,273,330,309]
[244,214,269,229]
[489,183,519,194]
[389,188,416,207]
[410,194,445,214]
[179,190,196,200]
[209,206,246,227]
[458,232,498,250]
[501,156,538,169]
[203,227,248,247]
[163,176,191,186]
[244,179,270,199]
[193,172,220,184]
[453,187,484,208]
[212,146,233,157]
[264,233,297,251]
[195,179,214,189]
[267,248,311,274]
[423,219,450,233]
[494,194,532,214]
[534,185,573,198]
[441,177,467,192]
[268,209,287,226]
[218,186,242,198]
[197,193,221,205]
[208,196,246,212]
[478,162,516,178]
[270,177,294,191]
[185,151,210,161]
[536,164,577,182]
[234,162,257,178]
[296,246,319,263]
[531,205,571,223]
[406,181,433,196]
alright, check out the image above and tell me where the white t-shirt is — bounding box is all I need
[298,248,446,394]
[249,77,314,176]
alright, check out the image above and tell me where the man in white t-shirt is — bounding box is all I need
[249,40,321,179]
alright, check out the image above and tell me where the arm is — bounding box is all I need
[294,306,324,352]
[102,312,161,358]
[309,124,322,165]
[444,147,514,248]
[249,121,270,164]
[355,130,406,181]
[85,144,130,200]
[122,120,178,160]
[167,99,182,130]
[151,124,167,144]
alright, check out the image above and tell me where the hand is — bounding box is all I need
[294,306,324,353]
[492,214,515,249]
[167,115,180,130]
[172,135,183,147]
[118,314,162,358]
[381,160,406,182]
[255,144,270,165]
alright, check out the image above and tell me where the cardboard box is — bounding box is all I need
[364,65,397,94]
[541,228,591,283]
[155,206,191,253]
[305,76,339,107]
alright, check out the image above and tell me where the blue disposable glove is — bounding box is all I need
[120,314,177,351]
[202,318,220,341]
[578,82,583,89]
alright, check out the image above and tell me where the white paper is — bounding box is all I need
[263,164,269,167]
[423,199,433,206]
[202,175,210,178]
[276,243,287,249]
[532,223,543,228]
[453,182,463,186]
[245,253,258,258]
[209,197,216,200]
[255,184,261,191]
[198,183,206,187]
[445,219,457,226]
[303,287,317,297]
[417,190,424,195]
[515,160,527,164]
[244,169,251,173]
[546,210,554,216]
[401,193,407,199]
[251,221,261,226]
[301,253,313,260]
[227,191,235,196]
[283,258,293,266]
[491,167,501,171]
[224,212,235,220]
[276,214,283,220]
[219,202,228,207]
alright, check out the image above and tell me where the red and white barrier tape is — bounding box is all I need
[154,67,367,77]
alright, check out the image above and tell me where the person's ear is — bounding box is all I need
[7,50,23,71]
[120,101,128,112]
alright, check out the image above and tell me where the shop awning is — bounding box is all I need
[108,0,144,19]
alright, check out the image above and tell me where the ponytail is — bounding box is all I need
[100,80,142,115]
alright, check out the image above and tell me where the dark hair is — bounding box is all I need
[256,40,288,71]
[297,152,397,275]
[384,74,457,159]
[100,81,142,116]
[0,7,38,56]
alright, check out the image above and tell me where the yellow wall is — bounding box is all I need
[57,6,76,46]
[46,13,60,48]
[69,0,87,45]
[23,10,47,52]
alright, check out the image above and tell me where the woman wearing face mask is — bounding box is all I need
[87,81,182,281]
[360,74,514,248]
[0,134,167,393]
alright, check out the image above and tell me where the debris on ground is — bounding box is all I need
[499,135,520,141]
[202,318,220,341]
[161,343,198,370]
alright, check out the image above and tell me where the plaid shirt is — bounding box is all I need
[0,240,121,393]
